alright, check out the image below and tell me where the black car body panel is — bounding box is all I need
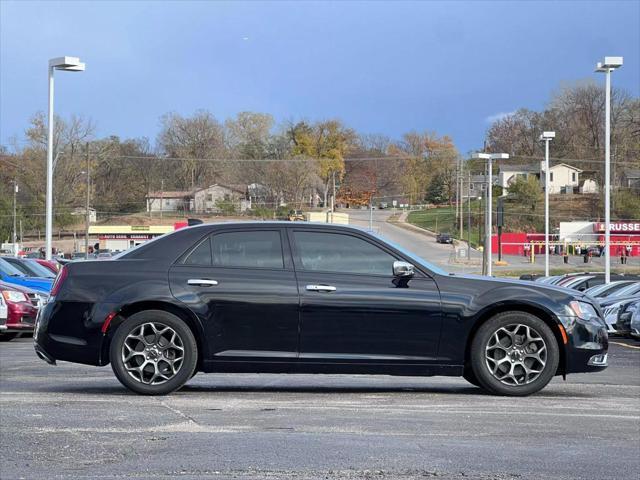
[35,222,608,377]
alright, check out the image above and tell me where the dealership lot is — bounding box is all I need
[1,337,638,480]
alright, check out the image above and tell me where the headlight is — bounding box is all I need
[1,290,29,303]
[568,301,600,321]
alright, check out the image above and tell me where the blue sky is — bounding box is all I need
[1,0,638,155]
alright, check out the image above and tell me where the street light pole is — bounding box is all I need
[85,142,91,260]
[596,57,623,284]
[46,56,85,260]
[472,152,509,276]
[12,180,18,252]
[540,131,555,277]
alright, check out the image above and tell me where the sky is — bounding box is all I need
[1,0,639,155]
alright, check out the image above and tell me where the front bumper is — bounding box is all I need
[559,314,609,374]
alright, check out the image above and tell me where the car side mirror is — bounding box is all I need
[393,261,414,278]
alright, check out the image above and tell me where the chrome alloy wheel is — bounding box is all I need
[485,323,547,386]
[121,322,184,385]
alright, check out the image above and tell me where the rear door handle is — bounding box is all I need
[306,284,336,292]
[187,279,219,287]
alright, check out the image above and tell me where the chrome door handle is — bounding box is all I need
[187,279,218,287]
[306,284,336,292]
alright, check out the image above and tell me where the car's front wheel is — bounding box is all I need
[110,310,198,395]
[470,312,559,396]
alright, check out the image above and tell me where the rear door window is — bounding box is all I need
[212,231,284,269]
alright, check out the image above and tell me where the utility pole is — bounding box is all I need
[467,172,471,260]
[85,142,91,260]
[331,171,336,213]
[455,157,460,232]
[459,160,464,240]
[12,180,18,251]
[160,179,164,220]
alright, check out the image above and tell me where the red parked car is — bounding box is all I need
[35,259,59,274]
[0,281,39,341]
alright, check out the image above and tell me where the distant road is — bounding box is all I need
[347,208,478,274]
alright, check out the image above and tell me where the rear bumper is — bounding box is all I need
[34,300,106,366]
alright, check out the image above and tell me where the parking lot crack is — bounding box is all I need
[157,399,199,426]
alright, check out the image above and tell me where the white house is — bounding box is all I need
[540,162,582,194]
[146,191,193,213]
[193,184,248,213]
[498,162,587,196]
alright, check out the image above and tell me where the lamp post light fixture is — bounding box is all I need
[472,152,509,276]
[595,56,623,284]
[46,56,86,260]
[539,131,555,277]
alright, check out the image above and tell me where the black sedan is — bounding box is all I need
[34,222,608,396]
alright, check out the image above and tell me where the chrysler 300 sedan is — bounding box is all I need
[34,222,608,396]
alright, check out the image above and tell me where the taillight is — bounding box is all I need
[50,265,68,297]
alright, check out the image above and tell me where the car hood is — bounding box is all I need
[2,276,53,294]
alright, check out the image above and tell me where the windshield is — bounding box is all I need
[23,260,56,278]
[0,258,26,277]
[612,283,640,298]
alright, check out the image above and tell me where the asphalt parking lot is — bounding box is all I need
[1,337,639,480]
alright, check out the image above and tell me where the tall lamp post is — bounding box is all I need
[472,152,509,276]
[46,56,85,260]
[540,131,555,277]
[595,57,623,284]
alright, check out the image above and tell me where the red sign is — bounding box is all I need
[594,222,640,233]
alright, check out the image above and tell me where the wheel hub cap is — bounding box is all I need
[122,322,185,385]
[485,323,547,386]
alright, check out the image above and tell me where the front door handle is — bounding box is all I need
[306,284,336,292]
[187,279,219,287]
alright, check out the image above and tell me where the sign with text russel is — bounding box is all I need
[593,222,640,233]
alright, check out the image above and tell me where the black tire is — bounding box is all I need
[462,368,481,387]
[470,311,559,396]
[0,333,18,342]
[110,310,198,395]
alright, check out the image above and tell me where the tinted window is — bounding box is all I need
[294,231,396,275]
[184,238,212,265]
[212,231,284,269]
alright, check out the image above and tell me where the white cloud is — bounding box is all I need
[485,111,516,124]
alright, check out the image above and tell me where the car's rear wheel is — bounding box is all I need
[470,311,559,396]
[110,310,197,395]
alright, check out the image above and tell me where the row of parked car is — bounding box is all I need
[0,257,60,341]
[521,272,640,338]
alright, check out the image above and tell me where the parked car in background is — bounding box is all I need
[288,210,305,221]
[0,258,53,294]
[35,259,60,274]
[436,233,453,244]
[584,280,638,299]
[35,222,608,396]
[0,281,39,341]
[1,257,56,279]
[614,300,640,339]
[598,283,640,332]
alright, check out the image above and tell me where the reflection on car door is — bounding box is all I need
[291,229,442,365]
[169,228,300,365]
